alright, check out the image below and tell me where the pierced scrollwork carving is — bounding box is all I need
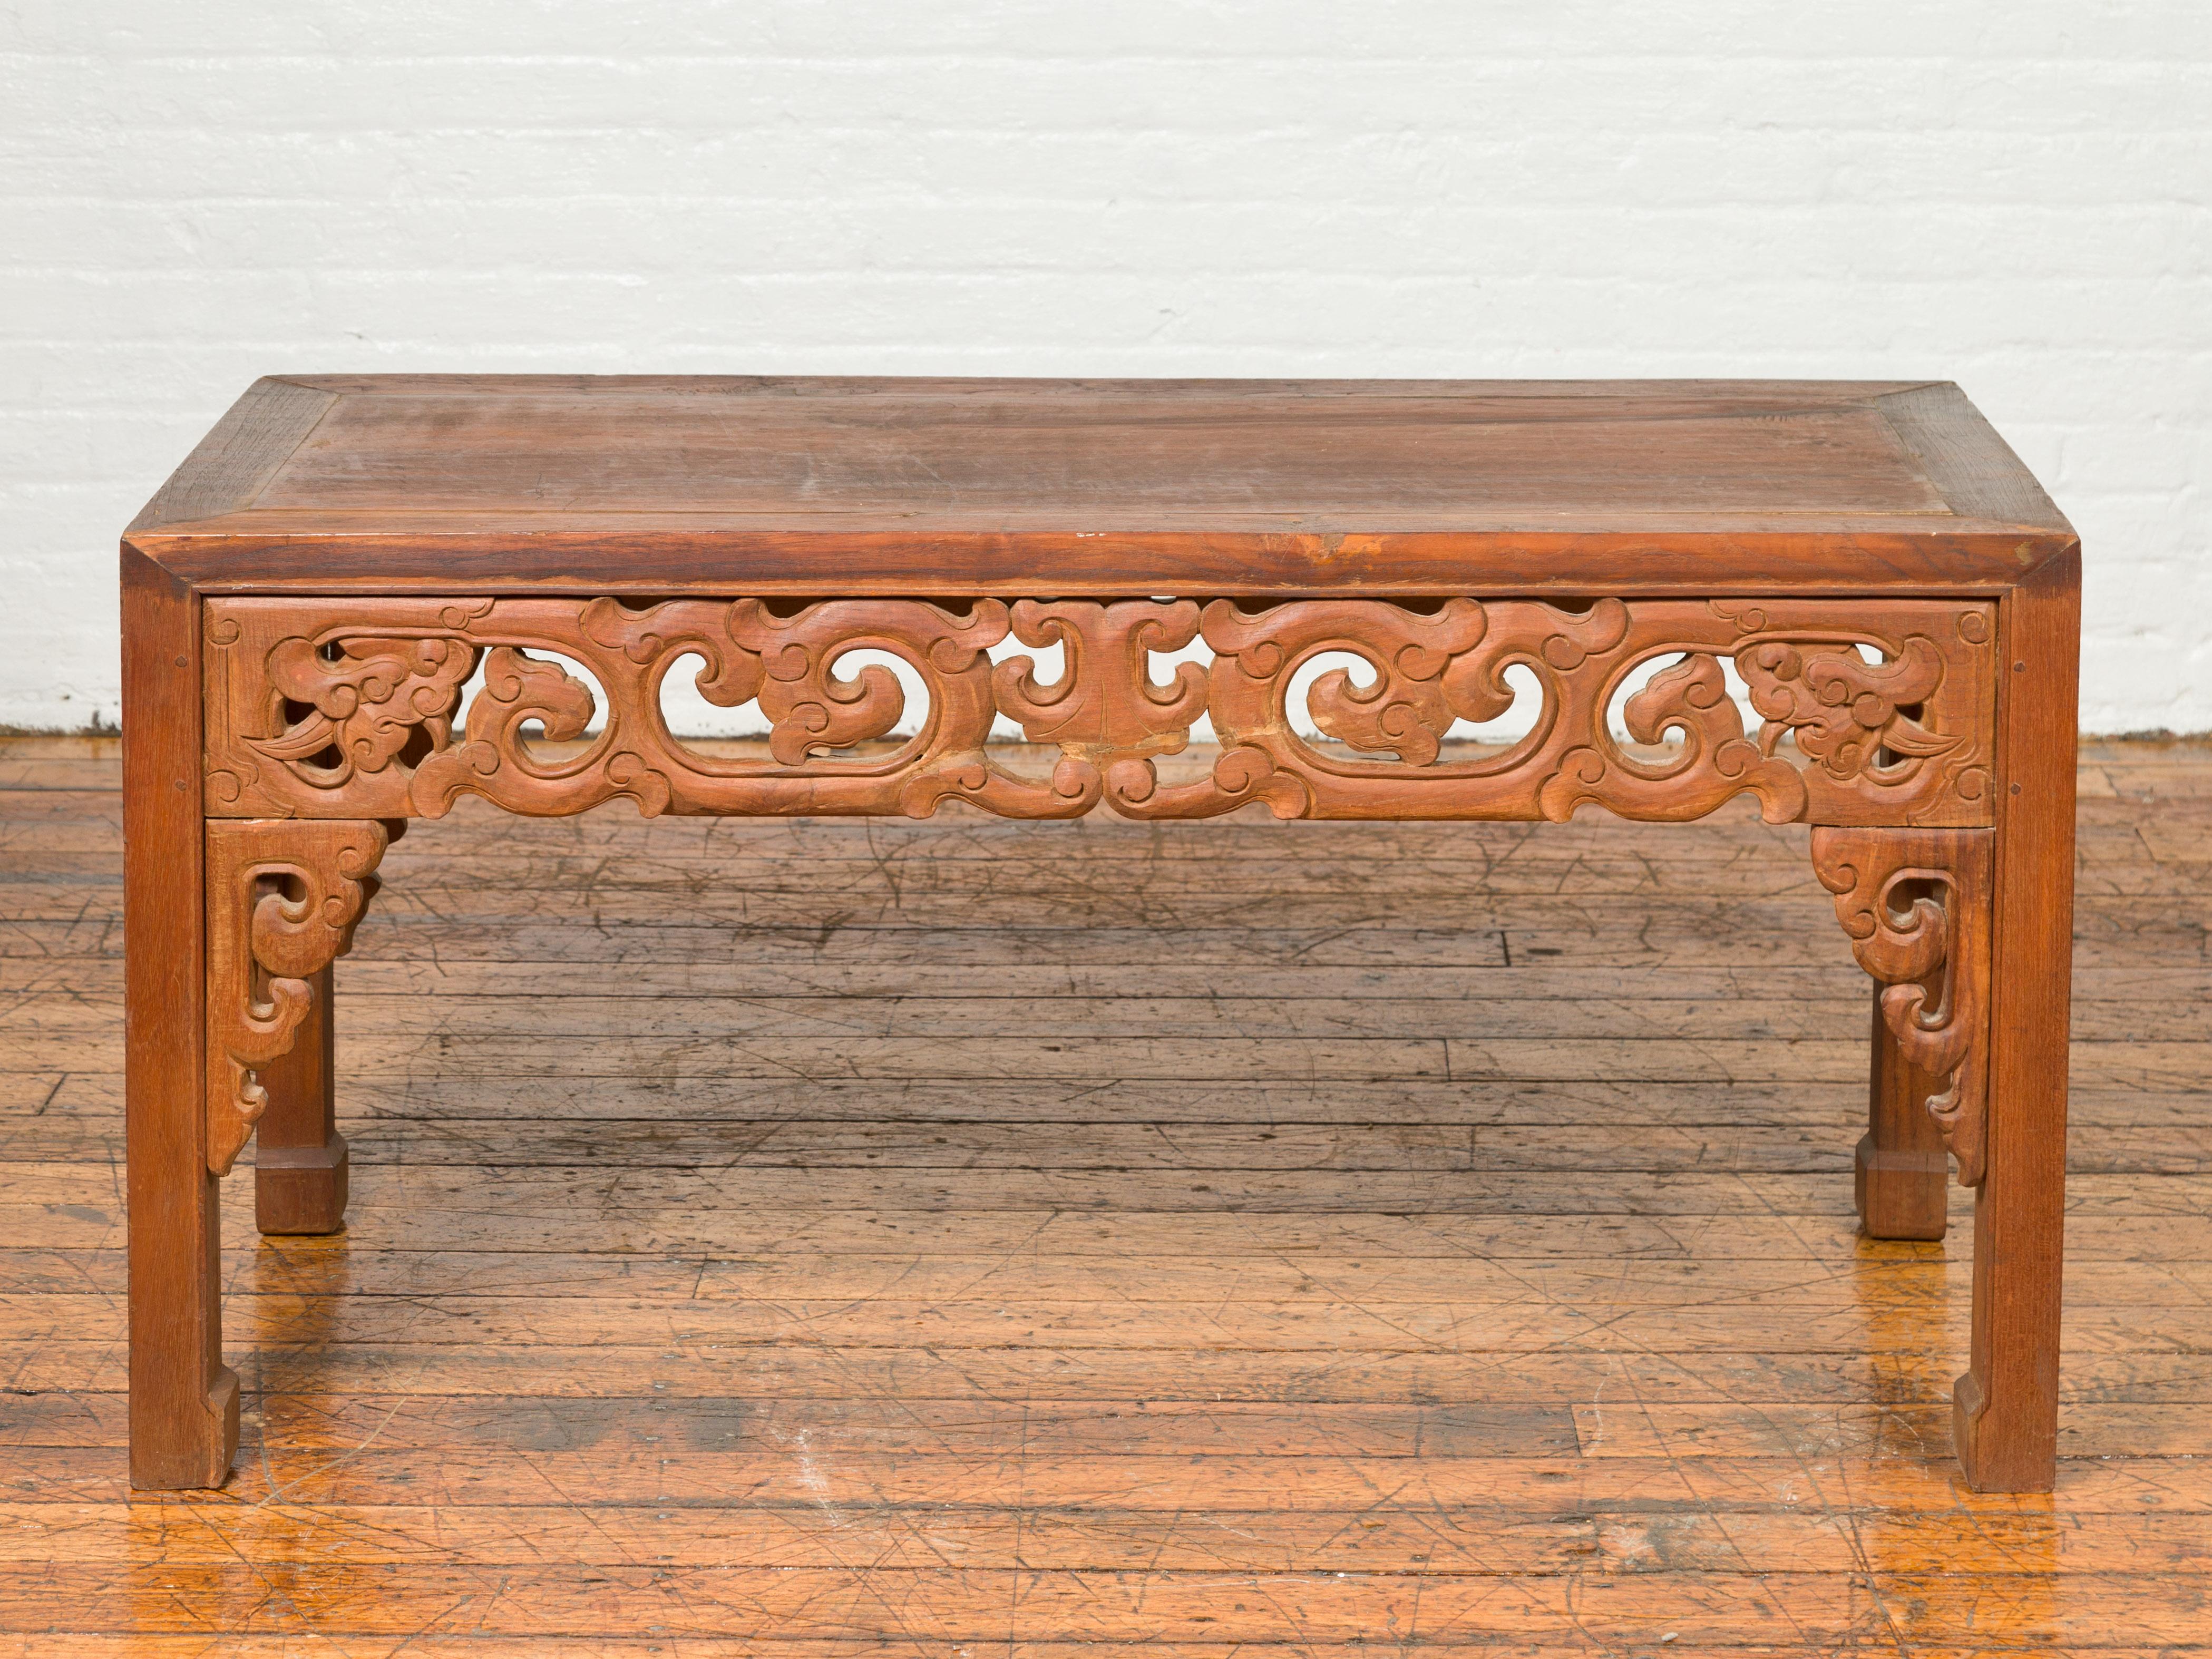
[205,593,1995,827]
[206,597,1097,821]
[1119,597,1994,825]
[1811,825,1995,1186]
[256,633,481,781]
[204,819,390,1177]
[1738,635,1950,778]
[992,600,1209,809]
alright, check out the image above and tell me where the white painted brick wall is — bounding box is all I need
[3,1,2207,733]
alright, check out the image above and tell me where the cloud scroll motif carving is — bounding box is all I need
[1811,826,1995,1186]
[992,600,1210,810]
[206,594,1995,827]
[1122,597,1992,825]
[204,819,389,1177]
[207,597,1097,821]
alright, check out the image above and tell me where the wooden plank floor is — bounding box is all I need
[3,735,2211,1656]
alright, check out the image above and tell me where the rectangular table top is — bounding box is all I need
[129,376,2071,597]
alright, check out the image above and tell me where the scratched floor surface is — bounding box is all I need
[3,736,2211,1656]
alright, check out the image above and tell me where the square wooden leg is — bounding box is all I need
[253,963,350,1235]
[1954,553,2079,1495]
[123,547,237,1490]
[1856,976,1952,1241]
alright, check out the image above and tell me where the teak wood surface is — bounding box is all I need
[116,377,2080,1512]
[10,736,2205,1655]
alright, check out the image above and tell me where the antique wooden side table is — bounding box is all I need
[121,377,2079,1493]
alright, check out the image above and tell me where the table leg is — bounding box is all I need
[123,547,236,1490]
[253,964,349,1234]
[1857,972,1953,1240]
[1954,551,2080,1494]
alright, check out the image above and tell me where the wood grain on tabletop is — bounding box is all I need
[3,735,2208,1651]
[121,376,2073,593]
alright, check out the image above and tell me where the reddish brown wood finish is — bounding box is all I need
[1810,826,1995,1189]
[121,546,235,1489]
[251,964,349,1235]
[200,593,1997,827]
[129,377,2070,596]
[1956,549,2082,1491]
[120,377,2080,1496]
[1858,979,1957,1241]
[203,818,388,1176]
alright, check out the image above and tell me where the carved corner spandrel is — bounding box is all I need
[1811,825,1995,1187]
[204,819,389,1177]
